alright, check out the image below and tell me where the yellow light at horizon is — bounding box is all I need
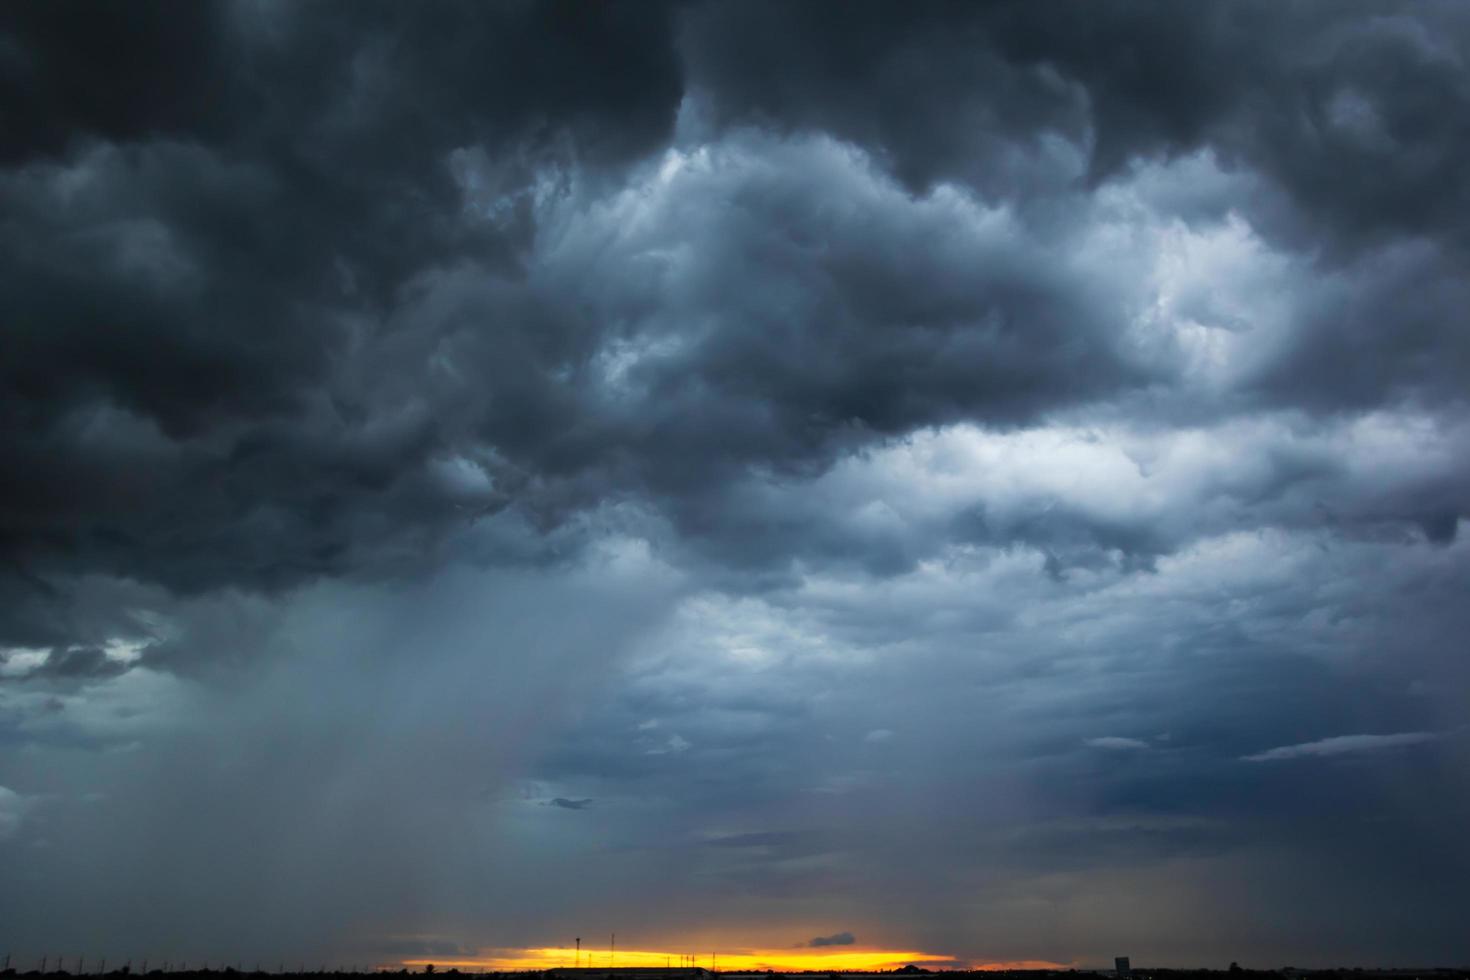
[398,947,1067,974]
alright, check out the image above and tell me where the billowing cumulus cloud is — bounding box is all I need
[2,0,1468,971]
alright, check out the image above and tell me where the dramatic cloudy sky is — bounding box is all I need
[3,0,1469,970]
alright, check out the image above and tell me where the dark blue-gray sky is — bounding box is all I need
[2,0,1469,969]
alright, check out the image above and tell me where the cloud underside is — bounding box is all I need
[2,0,1470,969]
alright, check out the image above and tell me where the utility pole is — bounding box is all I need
[575,940,580,971]
[609,936,614,971]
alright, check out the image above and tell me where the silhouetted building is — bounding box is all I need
[1116,958,1131,977]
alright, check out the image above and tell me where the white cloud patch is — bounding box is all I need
[1085,737,1151,751]
[1,646,51,678]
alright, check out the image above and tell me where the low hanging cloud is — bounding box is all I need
[1242,732,1440,763]
[806,932,856,948]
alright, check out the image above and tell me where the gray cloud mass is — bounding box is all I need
[1,0,1468,971]
[807,933,856,949]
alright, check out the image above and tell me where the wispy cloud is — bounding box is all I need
[1243,732,1439,762]
[1085,736,1151,751]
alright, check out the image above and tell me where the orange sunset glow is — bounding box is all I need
[399,947,1068,973]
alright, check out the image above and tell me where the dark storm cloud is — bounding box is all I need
[0,2,236,162]
[5,0,1468,625]
[0,1,683,168]
[674,1,1470,468]
[520,130,1161,573]
[3,0,1470,970]
[681,1,1470,251]
[1,0,684,611]
[1247,241,1470,414]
